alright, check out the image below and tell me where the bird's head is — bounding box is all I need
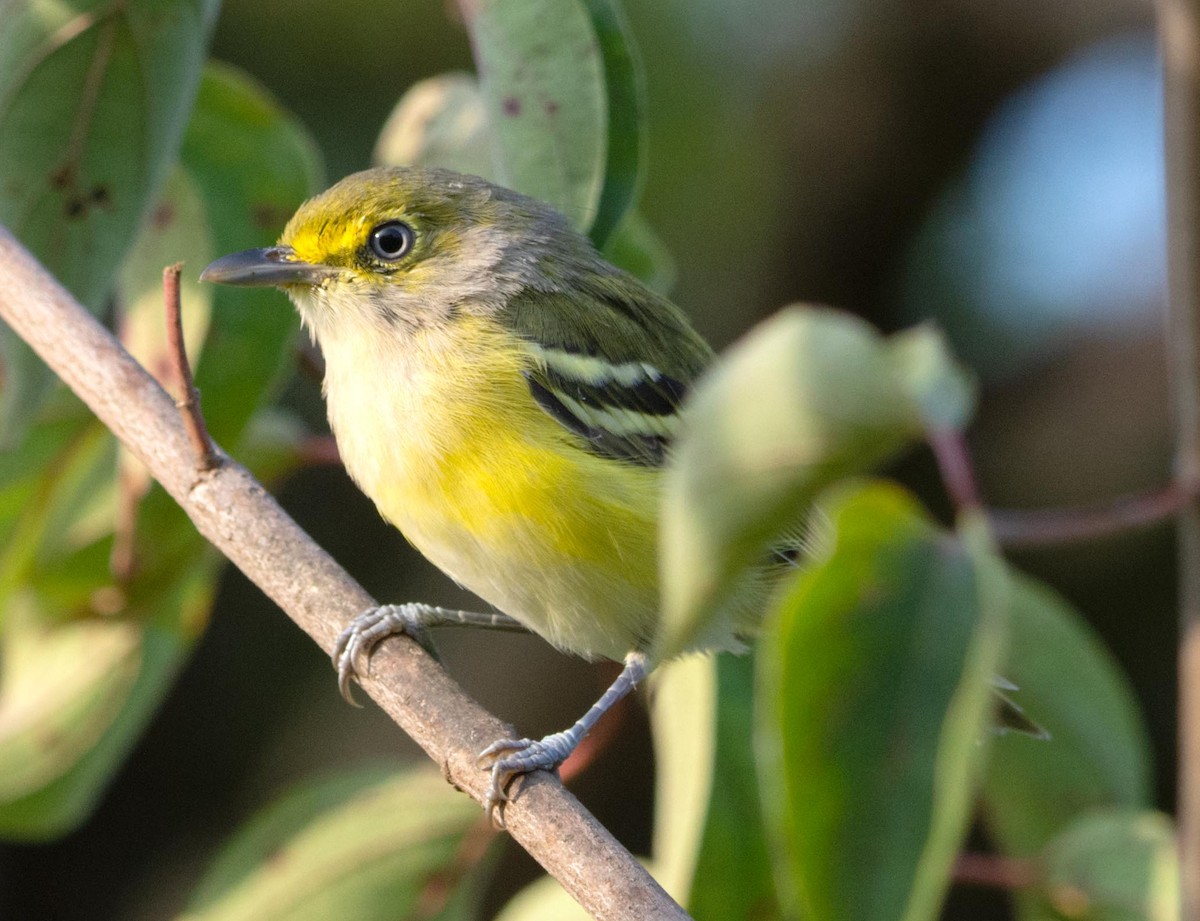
[201,166,591,340]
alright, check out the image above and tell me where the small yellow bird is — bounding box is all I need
[201,166,773,820]
[202,166,1044,821]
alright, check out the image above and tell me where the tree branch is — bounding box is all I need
[988,480,1195,549]
[1156,1,1200,916]
[0,226,689,921]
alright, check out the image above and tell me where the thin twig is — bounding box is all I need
[952,852,1038,891]
[989,479,1196,549]
[928,428,983,514]
[0,226,689,921]
[163,263,218,471]
[1156,0,1200,916]
[297,434,342,467]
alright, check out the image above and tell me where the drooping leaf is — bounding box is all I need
[576,0,643,247]
[755,482,1006,921]
[182,766,489,921]
[117,165,213,386]
[888,323,978,432]
[650,654,718,904]
[602,209,677,293]
[687,654,781,920]
[462,0,643,245]
[982,576,1153,857]
[493,874,594,921]
[0,593,140,806]
[661,308,977,658]
[0,578,199,839]
[375,69,669,291]
[0,0,218,444]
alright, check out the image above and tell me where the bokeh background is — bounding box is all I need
[0,0,1170,918]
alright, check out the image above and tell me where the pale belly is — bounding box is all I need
[321,322,662,661]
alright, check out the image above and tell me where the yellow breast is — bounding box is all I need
[318,313,661,660]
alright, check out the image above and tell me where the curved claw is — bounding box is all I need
[477,731,577,827]
[333,604,427,705]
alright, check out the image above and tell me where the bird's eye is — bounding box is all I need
[368,221,414,261]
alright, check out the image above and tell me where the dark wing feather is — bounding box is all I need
[506,275,711,467]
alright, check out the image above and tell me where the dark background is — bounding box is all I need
[0,0,1171,918]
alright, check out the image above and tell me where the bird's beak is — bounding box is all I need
[200,246,332,287]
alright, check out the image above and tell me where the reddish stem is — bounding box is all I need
[953,852,1038,891]
[928,428,983,514]
[990,479,1197,549]
[163,263,218,471]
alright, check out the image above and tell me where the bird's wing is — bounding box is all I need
[506,278,712,467]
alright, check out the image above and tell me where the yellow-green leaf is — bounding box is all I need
[756,481,1006,921]
[660,307,922,657]
[183,766,487,921]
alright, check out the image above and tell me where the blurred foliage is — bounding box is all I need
[0,46,320,841]
[0,0,219,446]
[0,0,1173,920]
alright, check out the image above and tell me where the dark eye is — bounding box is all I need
[368,221,414,261]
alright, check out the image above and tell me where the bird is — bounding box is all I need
[201,165,1041,823]
[201,166,770,820]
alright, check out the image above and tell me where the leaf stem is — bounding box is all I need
[988,479,1197,549]
[928,428,983,514]
[952,852,1038,891]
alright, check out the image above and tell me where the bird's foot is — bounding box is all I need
[477,730,579,827]
[333,603,435,704]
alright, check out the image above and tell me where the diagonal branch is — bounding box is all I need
[0,225,689,921]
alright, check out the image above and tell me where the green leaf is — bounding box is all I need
[0,0,218,444]
[755,481,1006,921]
[493,874,594,921]
[0,63,318,839]
[650,653,781,918]
[373,72,496,180]
[0,593,140,805]
[687,654,781,920]
[464,0,643,243]
[0,585,196,839]
[374,69,668,291]
[982,576,1153,857]
[1033,810,1178,921]
[888,323,977,431]
[602,209,677,293]
[0,402,116,617]
[182,60,323,449]
[576,0,644,247]
[659,307,924,658]
[182,766,488,921]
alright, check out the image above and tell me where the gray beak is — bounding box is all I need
[200,246,332,287]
